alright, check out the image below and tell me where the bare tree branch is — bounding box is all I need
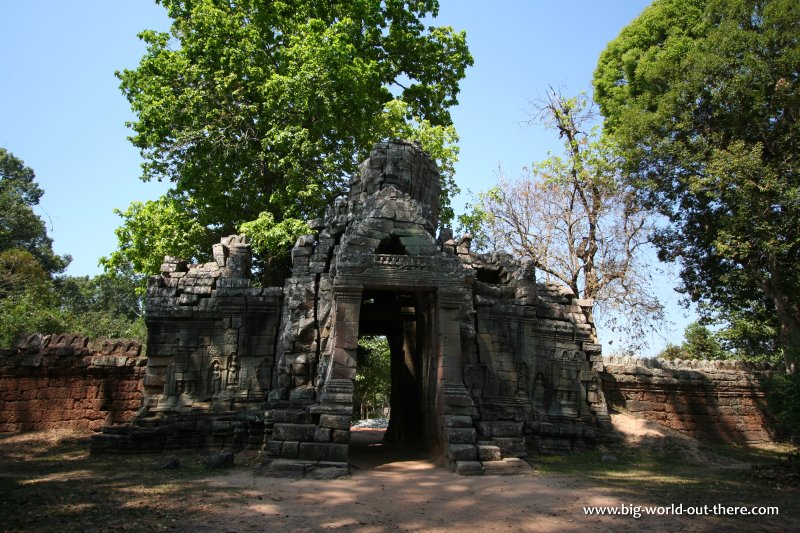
[470,91,665,353]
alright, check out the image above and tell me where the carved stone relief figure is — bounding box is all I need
[227,354,240,387]
[209,360,222,395]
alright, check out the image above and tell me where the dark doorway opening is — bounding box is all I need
[349,289,437,468]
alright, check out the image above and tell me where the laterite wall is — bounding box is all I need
[601,356,774,443]
[0,334,145,432]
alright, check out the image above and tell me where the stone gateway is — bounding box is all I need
[93,141,612,474]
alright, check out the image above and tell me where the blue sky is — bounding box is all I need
[0,1,693,353]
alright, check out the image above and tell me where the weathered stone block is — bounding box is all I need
[306,463,350,479]
[314,427,331,442]
[444,428,476,444]
[454,461,483,476]
[328,365,357,380]
[478,444,502,462]
[281,441,299,458]
[319,414,351,430]
[320,392,353,404]
[265,440,283,457]
[273,424,316,442]
[308,404,352,415]
[272,410,314,424]
[477,421,523,438]
[492,438,526,458]
[444,415,473,428]
[290,385,316,401]
[482,458,531,475]
[447,443,478,461]
[178,294,199,306]
[298,442,348,462]
[331,429,350,443]
[267,459,307,476]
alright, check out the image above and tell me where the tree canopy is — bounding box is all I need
[461,91,663,353]
[0,148,69,275]
[0,149,144,346]
[594,0,800,369]
[109,0,471,281]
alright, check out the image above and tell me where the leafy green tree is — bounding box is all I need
[657,343,685,361]
[0,248,49,297]
[101,193,209,280]
[461,91,663,353]
[0,148,69,275]
[56,271,143,321]
[354,336,391,420]
[682,322,726,360]
[113,0,471,281]
[715,300,781,361]
[0,284,146,348]
[594,0,800,371]
[657,322,726,360]
[0,151,145,347]
[0,288,70,347]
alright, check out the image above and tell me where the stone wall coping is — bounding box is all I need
[0,333,144,369]
[601,355,771,373]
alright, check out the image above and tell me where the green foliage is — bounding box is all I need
[64,312,147,343]
[683,322,726,360]
[657,319,783,364]
[0,152,146,348]
[657,344,685,361]
[0,287,70,347]
[0,248,49,296]
[594,0,800,369]
[378,99,462,224]
[238,212,309,259]
[115,0,472,281]
[354,336,391,420]
[101,193,210,278]
[0,271,147,348]
[764,372,800,440]
[657,322,728,360]
[239,212,309,285]
[455,193,492,248]
[55,271,143,321]
[0,148,69,275]
[715,301,782,361]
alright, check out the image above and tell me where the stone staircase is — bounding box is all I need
[448,418,532,476]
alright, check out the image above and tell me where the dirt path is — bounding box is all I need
[1,417,796,532]
[178,425,789,532]
[192,462,617,532]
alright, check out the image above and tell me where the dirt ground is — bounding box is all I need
[1,415,798,532]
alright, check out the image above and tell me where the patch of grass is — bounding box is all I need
[533,440,798,514]
[699,440,794,464]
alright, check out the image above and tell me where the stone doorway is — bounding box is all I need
[355,289,438,454]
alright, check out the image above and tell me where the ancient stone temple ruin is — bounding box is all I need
[93,140,611,474]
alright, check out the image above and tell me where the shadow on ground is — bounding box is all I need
[0,424,797,532]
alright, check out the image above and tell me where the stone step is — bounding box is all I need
[481,457,531,475]
[453,460,484,476]
[491,437,527,458]
[477,444,502,462]
[265,459,349,479]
